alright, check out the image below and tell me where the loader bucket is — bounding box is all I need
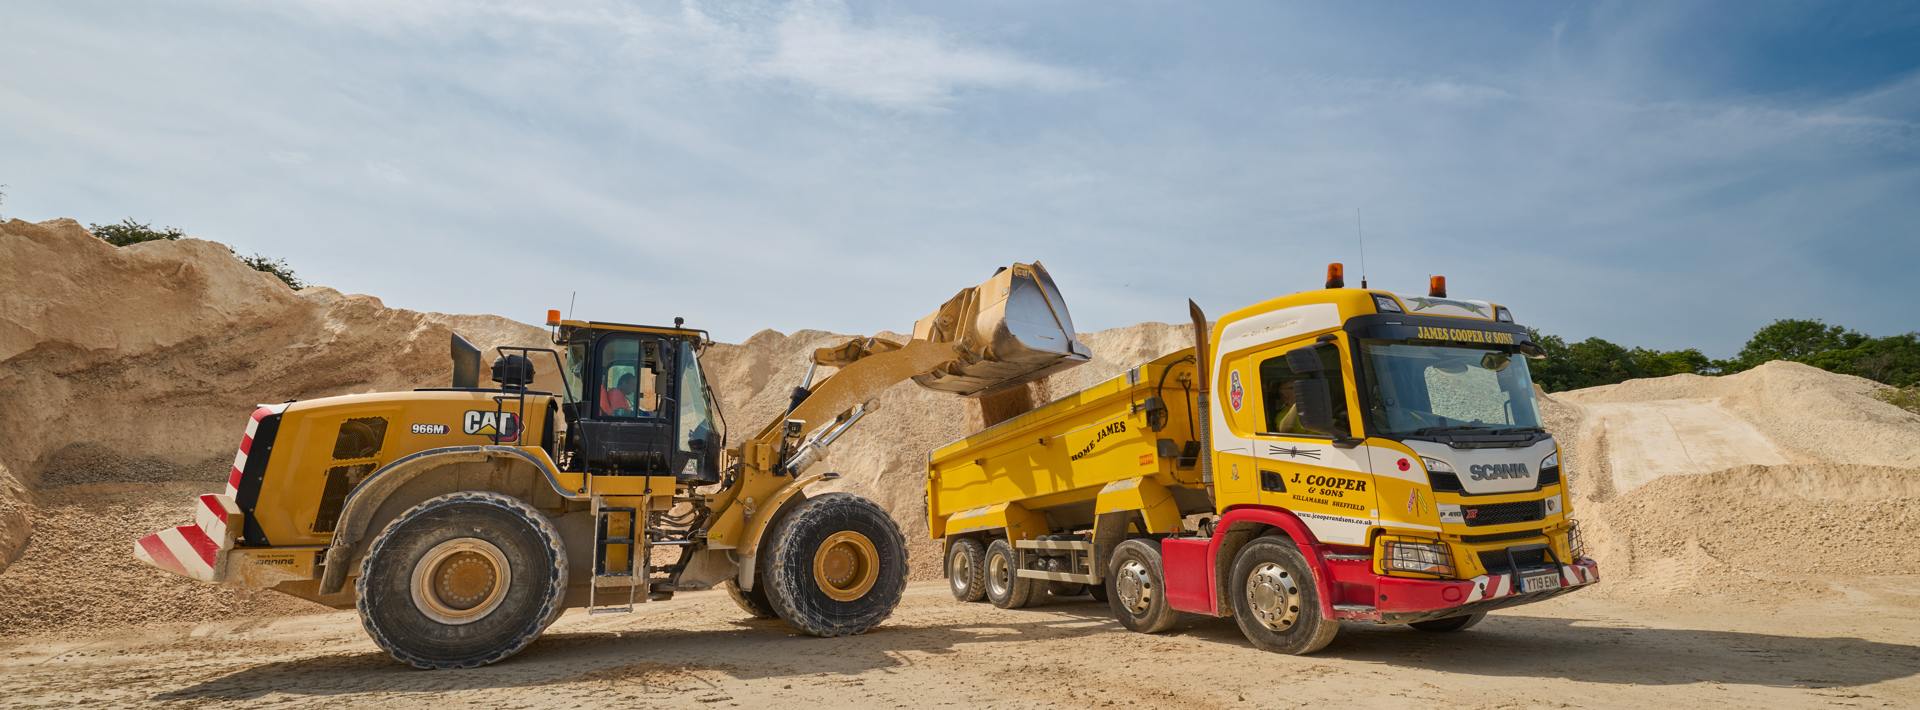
[910,262,1091,397]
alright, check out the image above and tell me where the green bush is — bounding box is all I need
[1876,387,1920,414]
[88,218,307,290]
[89,218,186,246]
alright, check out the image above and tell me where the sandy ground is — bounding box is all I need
[1576,399,1789,493]
[4,580,1917,709]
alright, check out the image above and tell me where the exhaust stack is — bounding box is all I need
[451,333,482,388]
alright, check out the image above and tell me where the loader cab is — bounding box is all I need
[554,320,722,484]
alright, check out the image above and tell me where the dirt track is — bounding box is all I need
[5,580,1917,709]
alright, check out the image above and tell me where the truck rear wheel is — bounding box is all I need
[985,539,1037,609]
[762,493,908,637]
[947,538,988,602]
[1410,612,1486,632]
[356,491,567,669]
[1107,539,1178,633]
[725,578,779,619]
[1228,536,1339,655]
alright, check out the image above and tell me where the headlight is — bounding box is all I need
[1380,536,1454,576]
[1541,451,1559,469]
[1422,456,1454,473]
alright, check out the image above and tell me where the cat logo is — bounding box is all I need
[463,410,521,441]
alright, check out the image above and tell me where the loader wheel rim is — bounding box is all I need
[813,531,879,602]
[1116,559,1153,615]
[411,538,511,626]
[1246,562,1301,632]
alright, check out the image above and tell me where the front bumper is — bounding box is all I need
[1335,557,1600,624]
[132,494,242,583]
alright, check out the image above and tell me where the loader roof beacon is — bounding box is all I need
[930,264,1598,653]
[133,262,1089,669]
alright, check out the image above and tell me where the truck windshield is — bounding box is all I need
[1357,340,1542,436]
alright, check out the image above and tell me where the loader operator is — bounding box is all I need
[601,372,650,418]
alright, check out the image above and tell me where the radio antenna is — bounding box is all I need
[1355,209,1369,289]
[568,291,577,321]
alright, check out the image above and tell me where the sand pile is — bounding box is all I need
[0,218,554,634]
[1538,362,1920,602]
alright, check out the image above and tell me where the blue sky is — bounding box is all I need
[4,0,1916,357]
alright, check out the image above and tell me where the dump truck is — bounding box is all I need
[135,262,1090,669]
[931,265,1597,654]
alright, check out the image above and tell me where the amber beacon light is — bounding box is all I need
[546,309,562,326]
[1429,276,1447,298]
[1325,263,1345,289]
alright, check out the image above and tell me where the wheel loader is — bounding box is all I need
[133,262,1090,669]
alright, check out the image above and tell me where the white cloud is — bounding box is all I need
[756,2,1096,109]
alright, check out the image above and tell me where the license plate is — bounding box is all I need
[1520,572,1562,594]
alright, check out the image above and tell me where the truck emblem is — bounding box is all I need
[1267,445,1321,460]
[1467,462,1531,481]
[411,423,448,435]
[1228,370,1244,411]
[1407,296,1487,316]
[463,410,520,441]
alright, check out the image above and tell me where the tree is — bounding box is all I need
[89,218,186,246]
[1736,319,1864,368]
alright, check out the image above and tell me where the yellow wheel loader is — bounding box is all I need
[133,263,1089,669]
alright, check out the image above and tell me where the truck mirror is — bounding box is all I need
[1292,378,1339,436]
[1518,339,1548,359]
[1285,345,1323,375]
[1481,352,1512,372]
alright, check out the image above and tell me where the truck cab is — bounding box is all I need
[552,319,722,485]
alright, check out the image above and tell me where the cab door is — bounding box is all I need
[574,332,677,474]
[1248,335,1377,546]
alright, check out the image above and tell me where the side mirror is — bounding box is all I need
[1518,340,1548,360]
[1292,379,1340,437]
[1286,346,1323,375]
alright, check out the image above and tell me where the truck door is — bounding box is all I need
[1249,337,1377,546]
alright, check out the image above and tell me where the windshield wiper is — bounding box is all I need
[1412,425,1491,435]
[1494,426,1546,434]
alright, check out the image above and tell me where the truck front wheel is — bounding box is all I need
[356,491,568,669]
[1228,536,1339,654]
[762,493,909,637]
[1107,539,1178,633]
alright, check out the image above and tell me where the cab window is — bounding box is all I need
[594,336,660,418]
[1257,343,1350,436]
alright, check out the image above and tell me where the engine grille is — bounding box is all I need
[1462,499,1545,527]
[1478,547,1551,576]
[1427,470,1465,493]
[1462,528,1544,544]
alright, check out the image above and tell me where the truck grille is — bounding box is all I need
[1427,470,1465,493]
[1478,547,1550,576]
[1538,465,1561,487]
[1462,499,1545,527]
[1461,528,1544,544]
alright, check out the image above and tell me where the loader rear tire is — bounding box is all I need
[1410,612,1485,632]
[762,493,908,637]
[1228,536,1339,655]
[985,539,1037,609]
[1108,539,1178,633]
[725,578,779,619]
[947,538,988,603]
[356,491,567,670]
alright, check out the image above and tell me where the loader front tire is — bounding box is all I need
[762,493,908,637]
[725,577,780,619]
[947,538,988,603]
[356,491,567,670]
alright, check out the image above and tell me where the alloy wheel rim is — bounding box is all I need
[1245,562,1302,632]
[1115,559,1153,615]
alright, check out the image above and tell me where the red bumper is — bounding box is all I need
[1357,557,1601,623]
